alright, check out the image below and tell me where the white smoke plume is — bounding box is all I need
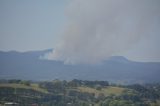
[48,0,160,64]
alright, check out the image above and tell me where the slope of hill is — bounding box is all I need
[0,80,160,106]
[0,83,48,94]
[0,49,160,83]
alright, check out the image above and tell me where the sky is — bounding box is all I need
[0,0,68,51]
[0,0,160,63]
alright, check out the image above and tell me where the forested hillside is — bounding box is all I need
[0,79,160,106]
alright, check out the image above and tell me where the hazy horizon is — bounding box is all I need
[0,0,160,63]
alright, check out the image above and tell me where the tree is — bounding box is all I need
[20,80,30,86]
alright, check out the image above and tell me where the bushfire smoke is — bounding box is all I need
[47,0,160,64]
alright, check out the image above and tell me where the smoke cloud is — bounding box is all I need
[48,0,160,64]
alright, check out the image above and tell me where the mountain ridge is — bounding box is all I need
[0,49,160,84]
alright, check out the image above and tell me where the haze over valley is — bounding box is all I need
[0,49,160,84]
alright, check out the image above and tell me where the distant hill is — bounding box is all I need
[0,49,160,84]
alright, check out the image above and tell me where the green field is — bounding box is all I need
[0,83,125,96]
[0,83,48,94]
[78,86,125,96]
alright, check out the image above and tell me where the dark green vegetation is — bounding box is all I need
[0,79,160,106]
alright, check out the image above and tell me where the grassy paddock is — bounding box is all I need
[0,83,48,93]
[77,86,125,96]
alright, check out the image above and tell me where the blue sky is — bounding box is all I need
[0,0,68,51]
[0,0,160,62]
